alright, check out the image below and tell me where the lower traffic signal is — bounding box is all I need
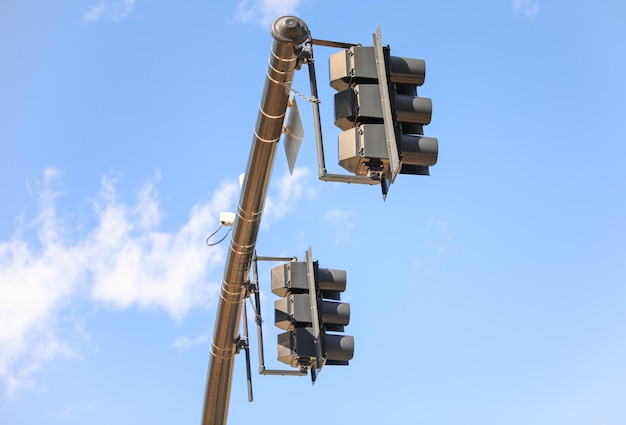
[271,247,353,379]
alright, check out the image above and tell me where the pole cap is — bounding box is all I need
[271,16,309,45]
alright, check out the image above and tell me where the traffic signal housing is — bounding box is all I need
[271,248,353,380]
[329,32,438,193]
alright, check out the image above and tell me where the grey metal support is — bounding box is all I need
[304,41,380,186]
[201,16,309,425]
[373,27,400,183]
[304,247,324,379]
[241,301,253,402]
[251,254,307,377]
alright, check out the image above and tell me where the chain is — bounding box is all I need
[290,87,321,104]
[248,293,263,324]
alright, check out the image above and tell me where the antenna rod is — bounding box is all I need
[201,16,310,425]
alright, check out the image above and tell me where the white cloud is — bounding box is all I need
[84,0,137,22]
[0,169,85,395]
[513,0,540,19]
[87,175,233,317]
[234,0,302,26]
[0,169,239,396]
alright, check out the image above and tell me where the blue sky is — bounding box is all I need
[1,0,625,424]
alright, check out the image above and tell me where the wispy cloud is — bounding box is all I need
[324,209,354,243]
[171,334,209,351]
[234,0,302,26]
[427,218,456,255]
[264,167,315,222]
[84,0,137,22]
[0,168,238,396]
[513,0,540,19]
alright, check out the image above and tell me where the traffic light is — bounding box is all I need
[389,53,438,176]
[315,266,353,367]
[271,248,353,380]
[329,30,438,193]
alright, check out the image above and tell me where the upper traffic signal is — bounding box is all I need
[328,30,438,195]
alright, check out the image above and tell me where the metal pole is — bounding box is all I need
[201,16,309,425]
